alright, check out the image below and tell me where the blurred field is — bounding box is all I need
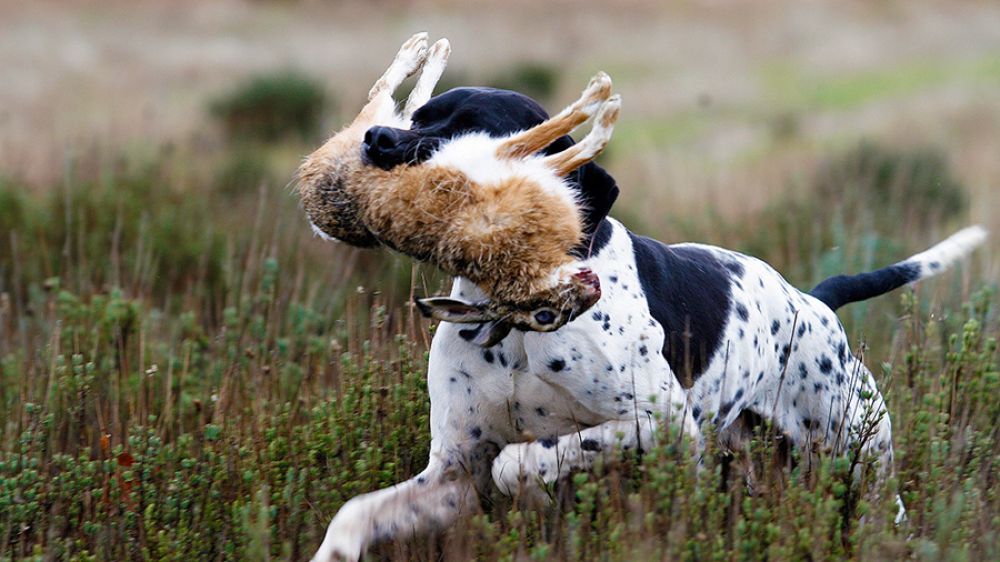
[1,0,999,560]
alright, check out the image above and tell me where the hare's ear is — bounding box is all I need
[415,297,496,323]
[464,320,512,348]
[415,297,511,347]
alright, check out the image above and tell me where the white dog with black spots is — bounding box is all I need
[310,34,988,562]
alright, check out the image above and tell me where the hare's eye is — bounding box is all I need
[533,309,557,326]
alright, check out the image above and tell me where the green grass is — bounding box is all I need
[761,54,1000,112]
[0,141,996,561]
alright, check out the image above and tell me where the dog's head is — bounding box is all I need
[297,35,621,343]
[362,86,620,241]
[363,86,619,342]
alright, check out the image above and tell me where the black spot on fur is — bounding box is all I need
[581,438,602,452]
[724,260,745,278]
[639,345,648,356]
[482,350,494,364]
[818,355,833,374]
[548,358,566,372]
[469,426,482,439]
[629,235,733,387]
[539,436,558,448]
[779,344,790,367]
[719,400,734,417]
[692,406,702,421]
[770,320,781,336]
[459,325,481,342]
[736,303,749,321]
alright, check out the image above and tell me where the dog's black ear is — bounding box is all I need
[542,135,619,236]
[573,162,619,234]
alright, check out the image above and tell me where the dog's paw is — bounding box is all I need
[492,442,555,508]
[312,501,368,562]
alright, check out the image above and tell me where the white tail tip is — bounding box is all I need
[910,225,988,278]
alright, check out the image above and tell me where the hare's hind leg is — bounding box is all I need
[368,32,429,101]
[350,32,430,128]
[403,38,451,120]
[543,95,621,176]
[496,72,613,160]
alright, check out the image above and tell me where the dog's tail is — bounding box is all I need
[809,226,988,312]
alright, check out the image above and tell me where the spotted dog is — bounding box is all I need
[309,40,988,562]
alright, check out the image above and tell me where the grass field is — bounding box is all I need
[1,1,999,560]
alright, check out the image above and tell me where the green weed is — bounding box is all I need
[0,146,996,560]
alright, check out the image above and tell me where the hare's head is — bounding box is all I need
[416,267,602,347]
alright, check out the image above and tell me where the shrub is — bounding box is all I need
[214,146,275,196]
[210,70,328,142]
[488,61,560,103]
[813,140,967,232]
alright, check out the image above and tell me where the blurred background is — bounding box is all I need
[2,1,997,298]
[1,2,999,559]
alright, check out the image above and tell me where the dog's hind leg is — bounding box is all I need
[543,95,621,176]
[403,38,451,120]
[496,72,613,160]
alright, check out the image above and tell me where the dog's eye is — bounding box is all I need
[533,309,557,326]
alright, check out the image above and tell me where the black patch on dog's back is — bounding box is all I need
[629,235,732,387]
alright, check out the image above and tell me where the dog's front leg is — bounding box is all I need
[313,307,514,561]
[491,412,699,500]
[311,443,495,562]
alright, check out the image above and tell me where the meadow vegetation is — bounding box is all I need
[2,4,999,557]
[1,117,996,561]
